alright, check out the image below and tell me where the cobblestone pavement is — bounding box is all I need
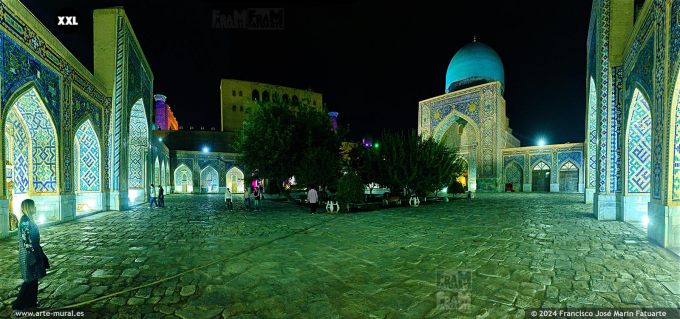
[0,193,679,318]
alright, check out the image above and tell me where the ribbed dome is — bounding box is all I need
[445,41,504,93]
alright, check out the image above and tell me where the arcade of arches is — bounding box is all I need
[0,2,244,239]
[416,0,680,254]
[585,0,680,252]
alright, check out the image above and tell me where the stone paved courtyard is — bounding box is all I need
[0,193,679,318]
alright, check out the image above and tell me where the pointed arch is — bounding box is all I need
[128,99,149,190]
[74,119,101,192]
[154,157,160,186]
[200,166,219,193]
[174,164,193,193]
[586,77,598,191]
[533,161,550,171]
[625,88,651,193]
[160,161,165,187]
[166,163,170,190]
[3,86,59,221]
[532,161,551,192]
[504,161,523,192]
[559,160,579,193]
[226,166,244,193]
[3,86,59,194]
[560,161,579,171]
[5,108,30,195]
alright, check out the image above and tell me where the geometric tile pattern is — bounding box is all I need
[557,152,583,169]
[627,89,651,193]
[426,91,481,136]
[154,157,160,186]
[127,100,148,189]
[504,162,523,187]
[588,78,598,188]
[652,0,664,200]
[600,0,611,193]
[74,120,101,192]
[12,88,57,193]
[503,155,525,169]
[110,16,125,191]
[200,166,219,192]
[674,83,680,199]
[611,67,623,192]
[160,161,165,187]
[174,164,192,188]
[5,109,29,194]
[166,164,170,188]
[531,154,552,168]
[1,34,61,130]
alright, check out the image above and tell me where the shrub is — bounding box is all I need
[336,172,364,212]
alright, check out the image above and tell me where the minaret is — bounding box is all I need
[154,94,168,130]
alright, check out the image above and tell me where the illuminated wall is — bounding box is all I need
[220,79,324,132]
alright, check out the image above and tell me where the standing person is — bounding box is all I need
[243,187,251,211]
[258,184,264,200]
[248,187,255,211]
[253,186,261,211]
[158,185,165,208]
[307,185,318,214]
[149,184,157,209]
[12,199,48,310]
[224,187,233,211]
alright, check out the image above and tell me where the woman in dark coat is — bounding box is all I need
[12,199,47,310]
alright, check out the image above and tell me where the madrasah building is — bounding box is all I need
[420,0,680,252]
[418,39,584,195]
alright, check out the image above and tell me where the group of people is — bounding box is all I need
[149,184,165,208]
[224,184,263,211]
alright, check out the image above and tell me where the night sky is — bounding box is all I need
[22,0,591,146]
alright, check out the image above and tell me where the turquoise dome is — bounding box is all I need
[445,41,504,93]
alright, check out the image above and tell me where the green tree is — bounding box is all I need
[346,145,383,196]
[377,130,464,198]
[235,102,296,193]
[294,106,341,189]
[235,101,341,195]
[336,172,364,212]
[412,137,465,197]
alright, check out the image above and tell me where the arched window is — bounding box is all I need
[533,162,550,170]
[560,162,578,171]
[252,90,260,101]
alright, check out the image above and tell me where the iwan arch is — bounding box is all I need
[419,40,585,194]
[419,0,680,253]
[0,3,169,238]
